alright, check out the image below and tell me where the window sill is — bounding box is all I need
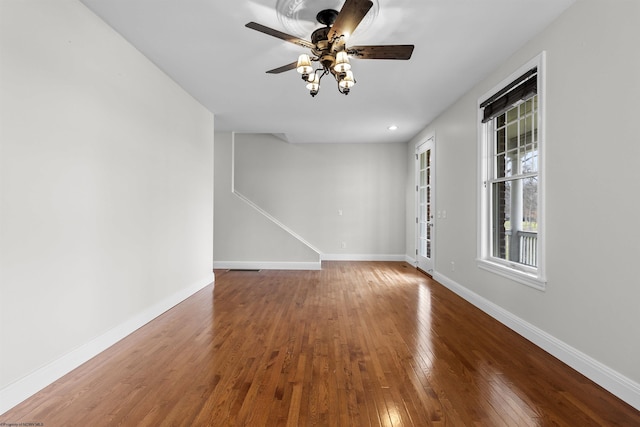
[477,259,546,291]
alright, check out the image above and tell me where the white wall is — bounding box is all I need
[214,132,320,269]
[217,133,406,262]
[407,0,640,407]
[0,0,214,411]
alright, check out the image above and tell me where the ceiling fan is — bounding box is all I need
[245,0,414,97]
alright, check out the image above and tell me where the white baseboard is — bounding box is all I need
[213,261,321,271]
[433,271,640,411]
[404,255,417,265]
[212,257,409,271]
[320,254,407,262]
[0,273,215,415]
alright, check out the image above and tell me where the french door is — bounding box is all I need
[416,137,434,274]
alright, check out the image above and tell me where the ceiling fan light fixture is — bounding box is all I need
[334,51,351,73]
[296,54,313,77]
[247,0,413,98]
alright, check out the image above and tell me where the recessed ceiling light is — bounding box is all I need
[388,125,398,131]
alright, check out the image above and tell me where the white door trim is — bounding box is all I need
[415,135,435,274]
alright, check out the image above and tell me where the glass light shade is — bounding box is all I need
[296,54,313,75]
[306,73,320,91]
[339,70,355,89]
[334,51,351,73]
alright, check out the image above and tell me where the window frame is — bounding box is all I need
[477,52,547,290]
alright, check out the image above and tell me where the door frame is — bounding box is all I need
[415,135,435,274]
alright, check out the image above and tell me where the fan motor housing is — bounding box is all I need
[311,27,330,45]
[320,54,336,70]
[316,9,339,26]
[311,27,331,56]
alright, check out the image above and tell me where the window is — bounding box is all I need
[478,53,546,290]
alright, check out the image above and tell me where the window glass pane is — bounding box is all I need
[507,106,518,123]
[523,116,533,144]
[506,121,518,151]
[522,176,538,231]
[531,143,539,173]
[495,94,538,180]
[492,178,538,266]
[507,155,514,177]
[508,149,518,177]
[420,170,426,187]
[522,145,537,174]
[496,128,506,154]
[521,176,538,266]
[495,154,506,178]
[492,181,510,260]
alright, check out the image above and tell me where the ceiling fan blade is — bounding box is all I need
[327,0,374,42]
[245,22,314,49]
[348,45,415,60]
[266,62,298,74]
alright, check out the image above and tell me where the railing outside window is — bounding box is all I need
[505,230,538,267]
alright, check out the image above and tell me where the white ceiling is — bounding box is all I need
[79,0,575,144]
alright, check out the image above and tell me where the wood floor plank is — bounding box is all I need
[1,262,638,426]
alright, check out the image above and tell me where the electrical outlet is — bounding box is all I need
[450,261,455,272]
[341,242,347,249]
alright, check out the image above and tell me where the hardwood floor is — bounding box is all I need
[2,262,638,426]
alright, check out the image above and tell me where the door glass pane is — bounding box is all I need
[418,148,431,259]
